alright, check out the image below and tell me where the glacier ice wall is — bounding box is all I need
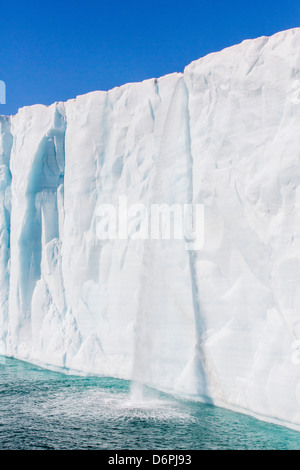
[1,28,300,429]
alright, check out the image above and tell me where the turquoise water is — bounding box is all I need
[0,356,300,450]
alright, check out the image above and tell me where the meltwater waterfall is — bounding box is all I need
[131,77,211,400]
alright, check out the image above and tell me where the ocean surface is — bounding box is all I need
[0,355,300,450]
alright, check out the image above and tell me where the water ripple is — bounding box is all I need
[0,356,300,449]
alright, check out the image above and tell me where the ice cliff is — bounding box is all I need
[1,28,300,430]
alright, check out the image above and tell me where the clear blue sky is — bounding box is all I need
[0,0,300,115]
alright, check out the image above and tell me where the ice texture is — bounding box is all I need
[1,28,300,429]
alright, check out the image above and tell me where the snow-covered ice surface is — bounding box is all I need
[1,28,300,430]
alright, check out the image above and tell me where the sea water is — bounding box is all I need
[0,356,299,450]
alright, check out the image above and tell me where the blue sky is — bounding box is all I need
[0,0,300,115]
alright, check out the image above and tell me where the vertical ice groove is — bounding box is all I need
[182,75,224,403]
[0,116,12,354]
[7,103,67,359]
